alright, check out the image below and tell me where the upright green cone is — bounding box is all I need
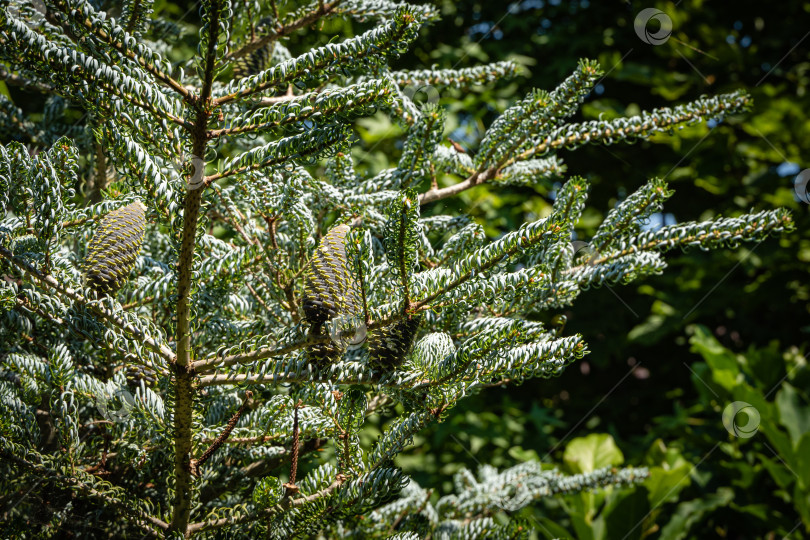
[84,201,147,294]
[368,315,421,372]
[303,224,363,365]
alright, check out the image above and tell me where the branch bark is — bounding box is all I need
[0,66,53,93]
[169,1,223,533]
[192,333,325,373]
[418,167,497,205]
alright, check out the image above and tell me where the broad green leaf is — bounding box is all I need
[658,488,734,540]
[689,325,740,392]
[757,453,796,491]
[644,439,690,470]
[604,488,650,540]
[536,517,575,540]
[570,508,600,540]
[796,434,810,491]
[644,462,692,509]
[564,433,624,474]
[794,483,810,531]
[729,503,771,522]
[776,383,810,447]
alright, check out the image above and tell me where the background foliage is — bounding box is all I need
[370,1,810,538]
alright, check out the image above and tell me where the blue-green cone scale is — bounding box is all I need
[84,201,147,294]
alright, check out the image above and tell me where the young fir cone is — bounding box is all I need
[368,315,421,372]
[124,364,158,387]
[83,201,147,295]
[302,224,362,365]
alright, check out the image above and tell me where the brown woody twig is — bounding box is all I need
[283,400,302,496]
[190,391,254,477]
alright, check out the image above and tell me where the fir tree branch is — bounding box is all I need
[170,0,225,531]
[13,294,133,362]
[195,364,522,388]
[225,0,345,63]
[207,80,393,139]
[124,0,144,34]
[96,123,176,221]
[192,333,329,373]
[187,477,347,533]
[192,305,423,375]
[0,65,53,93]
[419,166,497,205]
[369,410,436,469]
[199,432,282,446]
[190,391,253,477]
[570,209,793,272]
[0,441,169,534]
[421,92,751,206]
[204,125,348,185]
[194,294,563,379]
[410,214,562,311]
[436,462,648,521]
[0,245,175,365]
[216,8,419,105]
[197,371,333,386]
[504,91,751,166]
[47,0,191,100]
[0,12,188,127]
[255,92,298,106]
[389,61,520,88]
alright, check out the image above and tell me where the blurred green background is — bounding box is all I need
[3,0,808,537]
